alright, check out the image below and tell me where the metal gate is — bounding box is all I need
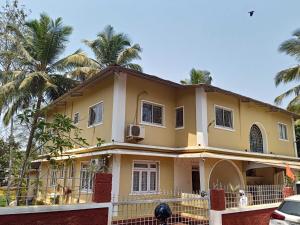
[112,192,210,225]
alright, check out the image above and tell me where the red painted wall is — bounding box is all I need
[222,208,276,225]
[0,208,108,225]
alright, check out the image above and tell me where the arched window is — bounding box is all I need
[250,124,264,153]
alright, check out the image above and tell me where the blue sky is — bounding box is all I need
[21,0,300,107]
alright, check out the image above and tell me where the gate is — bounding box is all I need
[112,192,210,225]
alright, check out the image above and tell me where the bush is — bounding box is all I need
[0,196,7,207]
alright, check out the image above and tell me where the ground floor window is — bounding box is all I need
[50,169,57,186]
[80,163,93,192]
[132,161,159,193]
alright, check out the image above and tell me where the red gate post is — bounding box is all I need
[210,189,226,211]
[92,173,112,203]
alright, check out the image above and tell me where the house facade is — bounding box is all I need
[35,66,300,204]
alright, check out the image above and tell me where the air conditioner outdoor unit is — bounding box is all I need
[126,124,145,141]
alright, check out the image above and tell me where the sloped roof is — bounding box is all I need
[48,65,300,119]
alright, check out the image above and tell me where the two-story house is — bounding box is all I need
[34,65,300,203]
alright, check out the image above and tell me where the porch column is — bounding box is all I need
[195,87,208,147]
[111,154,121,201]
[199,159,206,191]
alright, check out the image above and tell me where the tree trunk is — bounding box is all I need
[16,96,42,206]
[5,118,14,205]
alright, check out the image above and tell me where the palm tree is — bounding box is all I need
[180,68,212,85]
[69,25,142,81]
[0,13,78,204]
[274,29,300,113]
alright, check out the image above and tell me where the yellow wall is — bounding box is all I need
[46,76,114,146]
[118,155,174,197]
[125,75,176,147]
[45,72,295,156]
[175,88,197,147]
[207,92,295,157]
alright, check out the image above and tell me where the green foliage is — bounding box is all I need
[181,68,212,85]
[96,137,105,147]
[0,196,6,207]
[68,25,143,81]
[274,29,300,113]
[18,111,88,157]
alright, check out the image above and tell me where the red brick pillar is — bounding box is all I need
[210,189,226,211]
[282,186,294,198]
[92,173,112,203]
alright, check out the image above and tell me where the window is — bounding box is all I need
[88,102,103,127]
[132,161,159,193]
[278,201,300,216]
[80,163,93,191]
[215,106,233,129]
[59,164,64,178]
[278,123,288,140]
[250,124,264,153]
[73,112,79,124]
[50,169,57,186]
[142,101,163,126]
[69,163,74,178]
[175,106,184,128]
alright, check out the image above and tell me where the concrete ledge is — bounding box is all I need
[221,203,280,214]
[0,202,111,215]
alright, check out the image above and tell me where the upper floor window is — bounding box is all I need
[132,161,159,193]
[141,101,164,126]
[250,124,264,153]
[215,105,233,129]
[175,106,184,129]
[73,112,79,124]
[278,123,288,141]
[88,102,103,127]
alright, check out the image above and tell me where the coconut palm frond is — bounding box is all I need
[287,95,300,113]
[275,66,300,86]
[123,63,143,72]
[274,85,300,105]
[117,44,142,66]
[67,67,100,81]
[46,75,77,101]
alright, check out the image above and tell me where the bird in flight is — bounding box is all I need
[248,11,255,17]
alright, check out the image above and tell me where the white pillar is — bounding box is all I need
[111,72,127,143]
[292,118,298,158]
[111,154,121,199]
[199,159,206,191]
[195,87,208,147]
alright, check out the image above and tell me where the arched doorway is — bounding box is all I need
[249,124,266,153]
[209,160,244,189]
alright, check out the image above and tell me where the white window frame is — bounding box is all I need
[131,160,160,194]
[79,162,94,192]
[140,100,165,128]
[214,104,234,131]
[73,112,80,124]
[59,164,64,178]
[50,169,57,187]
[175,106,184,129]
[278,122,288,141]
[68,162,75,179]
[88,101,104,128]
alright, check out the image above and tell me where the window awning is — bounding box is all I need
[179,152,300,170]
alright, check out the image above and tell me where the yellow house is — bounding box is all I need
[35,65,300,204]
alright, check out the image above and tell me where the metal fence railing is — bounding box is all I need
[223,184,294,209]
[112,191,210,225]
[0,170,94,207]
